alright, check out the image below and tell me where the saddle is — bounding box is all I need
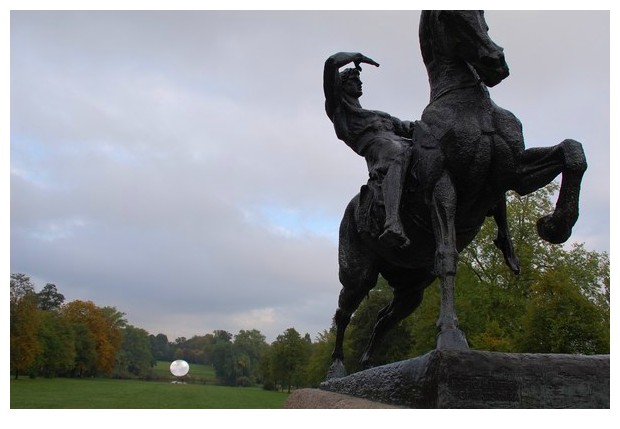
[356,121,444,238]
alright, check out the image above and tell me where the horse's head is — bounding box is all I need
[420,10,509,88]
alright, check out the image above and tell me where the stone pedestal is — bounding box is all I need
[318,350,609,408]
[283,388,402,409]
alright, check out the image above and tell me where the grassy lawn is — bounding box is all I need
[10,377,290,409]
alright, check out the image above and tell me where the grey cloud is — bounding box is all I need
[10,10,609,341]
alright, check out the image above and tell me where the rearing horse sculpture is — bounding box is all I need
[327,10,587,377]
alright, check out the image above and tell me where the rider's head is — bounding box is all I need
[340,67,363,98]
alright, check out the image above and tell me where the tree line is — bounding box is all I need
[10,273,314,391]
[10,184,610,390]
[11,275,150,380]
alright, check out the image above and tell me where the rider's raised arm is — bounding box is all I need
[323,55,343,119]
[324,52,379,118]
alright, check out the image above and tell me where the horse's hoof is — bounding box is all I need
[504,253,521,275]
[326,359,347,380]
[537,215,572,244]
[493,237,521,275]
[436,328,470,351]
[360,352,375,369]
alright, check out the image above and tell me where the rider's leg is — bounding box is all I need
[379,150,410,247]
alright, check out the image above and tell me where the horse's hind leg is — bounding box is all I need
[491,196,520,274]
[328,263,378,379]
[360,270,434,368]
[328,205,379,379]
[514,139,587,243]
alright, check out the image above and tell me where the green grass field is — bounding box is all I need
[10,377,290,409]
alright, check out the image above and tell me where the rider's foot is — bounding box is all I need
[379,227,410,248]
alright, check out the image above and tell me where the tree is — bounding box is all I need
[150,333,172,361]
[304,329,338,387]
[33,310,76,377]
[268,328,310,392]
[61,300,124,375]
[172,334,213,365]
[10,273,35,302]
[518,269,609,354]
[233,329,268,384]
[116,325,155,377]
[37,283,65,311]
[213,330,233,342]
[211,333,236,385]
[10,279,40,379]
[558,243,609,310]
[70,322,98,377]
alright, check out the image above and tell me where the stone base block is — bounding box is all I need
[319,350,609,408]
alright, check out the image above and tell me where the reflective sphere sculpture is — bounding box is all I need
[170,359,190,377]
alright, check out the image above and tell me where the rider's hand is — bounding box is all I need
[355,54,380,68]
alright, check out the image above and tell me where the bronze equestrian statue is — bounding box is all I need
[325,10,587,378]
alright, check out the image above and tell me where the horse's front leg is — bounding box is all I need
[430,172,469,350]
[514,139,587,244]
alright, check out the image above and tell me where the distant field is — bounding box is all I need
[151,360,217,383]
[10,377,290,409]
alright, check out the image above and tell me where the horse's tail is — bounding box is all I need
[338,193,372,272]
[340,194,360,239]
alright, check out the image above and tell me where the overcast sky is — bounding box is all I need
[8,9,610,343]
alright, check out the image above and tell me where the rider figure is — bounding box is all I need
[324,52,413,248]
